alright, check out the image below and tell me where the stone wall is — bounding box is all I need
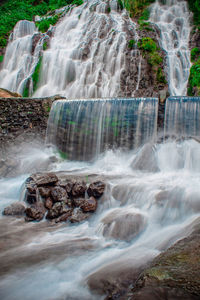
[0,96,63,152]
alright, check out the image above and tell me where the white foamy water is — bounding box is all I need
[150,0,191,96]
[0,20,46,95]
[34,0,138,98]
[0,139,200,299]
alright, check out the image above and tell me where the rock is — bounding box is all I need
[46,202,69,219]
[51,186,67,202]
[80,197,97,212]
[55,210,73,223]
[38,187,51,198]
[25,202,46,221]
[130,224,200,300]
[73,197,85,207]
[69,208,90,223]
[26,192,37,204]
[30,173,58,186]
[102,209,146,241]
[87,181,105,198]
[44,197,53,210]
[71,181,86,197]
[65,181,74,194]
[3,202,26,216]
[131,143,159,172]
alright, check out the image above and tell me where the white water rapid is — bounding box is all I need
[0,138,200,299]
[34,0,138,98]
[0,20,46,96]
[150,0,191,96]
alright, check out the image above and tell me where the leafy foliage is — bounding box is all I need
[138,37,157,53]
[188,57,200,96]
[0,0,83,48]
[123,0,155,17]
[128,39,136,48]
[187,0,200,29]
[191,47,200,62]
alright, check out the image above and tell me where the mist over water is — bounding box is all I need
[0,137,200,299]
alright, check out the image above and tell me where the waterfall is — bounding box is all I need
[46,98,158,160]
[164,96,200,137]
[34,0,139,98]
[150,0,191,96]
[0,20,46,95]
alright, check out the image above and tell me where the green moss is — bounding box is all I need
[191,47,200,62]
[43,41,48,51]
[0,55,4,62]
[23,86,29,97]
[58,150,68,160]
[123,0,155,18]
[128,39,136,49]
[32,56,42,92]
[138,37,157,52]
[156,67,167,83]
[188,57,200,96]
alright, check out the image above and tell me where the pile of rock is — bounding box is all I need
[3,172,105,224]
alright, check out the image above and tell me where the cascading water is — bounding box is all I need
[34,0,139,98]
[150,0,191,96]
[46,98,158,160]
[0,20,47,96]
[165,96,200,137]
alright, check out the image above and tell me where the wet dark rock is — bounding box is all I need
[87,181,105,198]
[102,210,146,241]
[73,197,85,207]
[65,181,74,194]
[71,181,87,197]
[55,209,73,223]
[3,202,26,216]
[30,172,58,186]
[44,197,53,210]
[46,202,69,219]
[80,196,97,212]
[51,186,67,202]
[128,225,200,300]
[25,202,46,221]
[69,208,90,223]
[26,192,37,204]
[38,187,51,198]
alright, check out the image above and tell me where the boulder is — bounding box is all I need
[55,210,73,223]
[102,209,146,241]
[25,202,46,221]
[38,187,51,198]
[80,197,97,212]
[87,181,105,198]
[131,143,159,172]
[51,186,67,202]
[73,197,85,207]
[71,181,86,197]
[44,197,53,210]
[46,202,70,219]
[69,208,90,223]
[3,202,26,216]
[30,173,58,186]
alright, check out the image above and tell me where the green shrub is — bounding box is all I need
[32,56,42,92]
[0,0,83,48]
[0,55,4,62]
[138,37,157,53]
[43,41,48,51]
[36,15,59,33]
[191,47,200,62]
[188,58,200,96]
[117,0,124,10]
[123,0,155,17]
[148,52,163,65]
[128,39,136,48]
[156,67,167,83]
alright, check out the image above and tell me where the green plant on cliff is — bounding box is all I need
[188,57,200,96]
[0,0,83,48]
[128,39,136,49]
[32,56,42,92]
[123,0,155,17]
[0,55,3,63]
[187,0,200,29]
[191,47,200,62]
[36,15,59,33]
